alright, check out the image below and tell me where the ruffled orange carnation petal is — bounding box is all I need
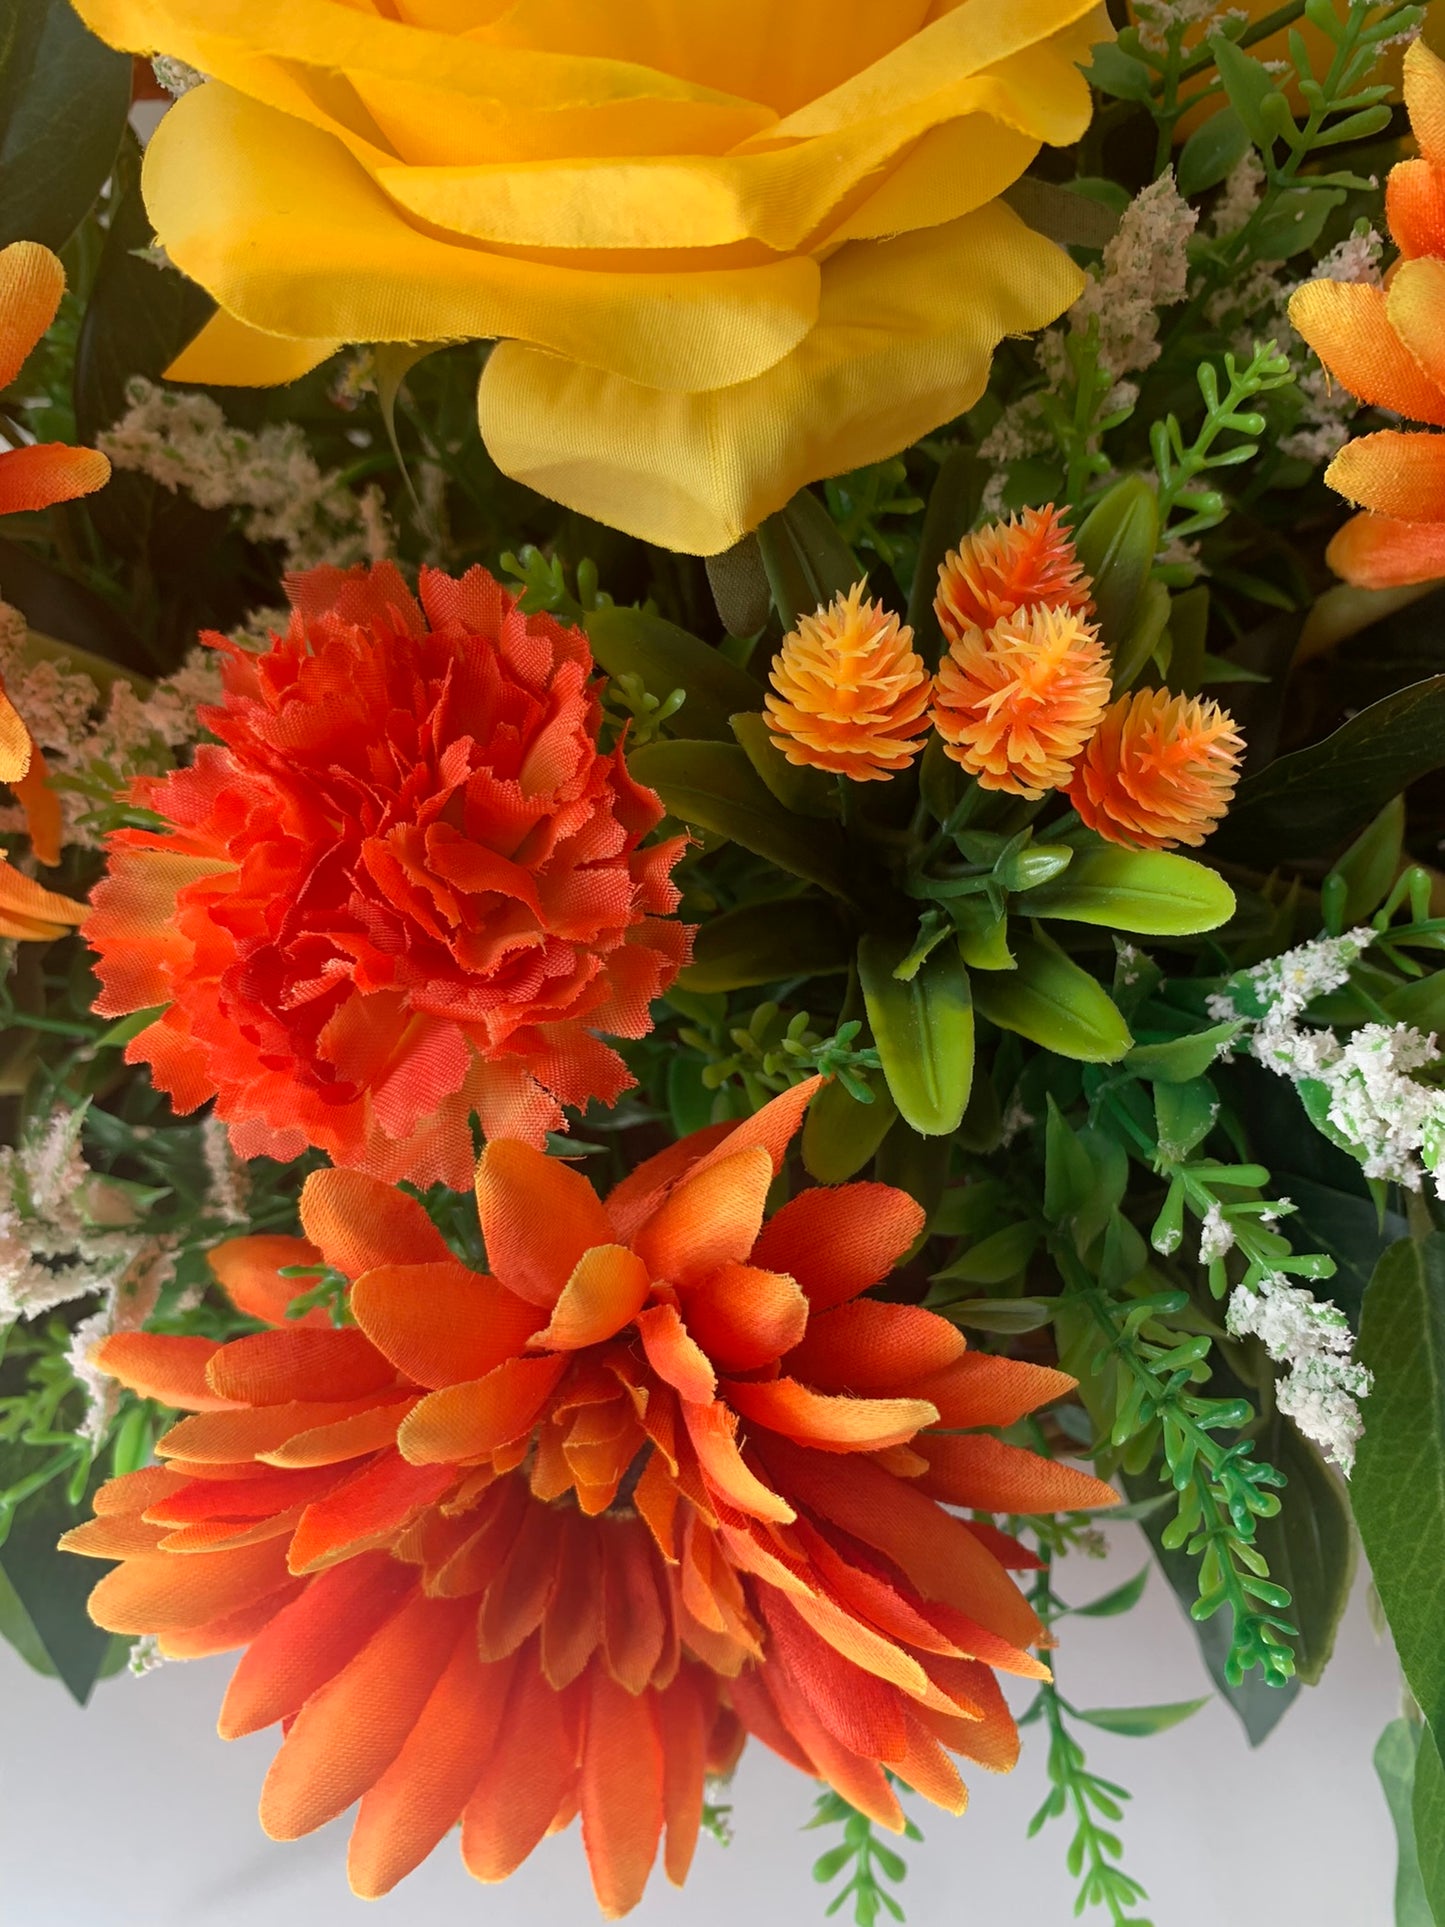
[1326,509,1445,588]
[934,504,1093,639]
[764,581,931,782]
[932,603,1110,798]
[1069,688,1243,851]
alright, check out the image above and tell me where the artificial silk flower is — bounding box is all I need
[64,1081,1115,1913]
[1290,40,1445,589]
[1070,688,1244,850]
[83,562,690,1189]
[70,0,1108,555]
[764,583,931,782]
[935,504,1095,640]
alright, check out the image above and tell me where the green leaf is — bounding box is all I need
[1375,1719,1434,1927]
[756,488,861,633]
[1074,1698,1209,1737]
[628,741,854,900]
[931,1220,1040,1288]
[1383,972,1445,1036]
[858,931,974,1136]
[1155,1077,1220,1160]
[1209,31,1284,146]
[1356,1237,1445,1740]
[0,1463,114,1706]
[1255,186,1347,261]
[1071,1567,1151,1619]
[1414,1724,1445,1927]
[940,1295,1057,1334]
[587,606,764,743]
[1323,794,1405,929]
[801,1072,899,1184]
[1253,1412,1355,1687]
[907,446,986,669]
[667,1054,716,1138]
[1084,41,1156,100]
[1044,1096,1095,1225]
[730,712,838,818]
[1125,1021,1242,1084]
[0,0,130,251]
[679,899,853,994]
[1073,476,1160,670]
[705,534,771,638]
[1019,844,1236,936]
[874,1123,953,1221]
[1112,577,1173,695]
[1177,105,1252,198]
[973,928,1132,1063]
[1212,676,1445,863]
[1001,178,1123,251]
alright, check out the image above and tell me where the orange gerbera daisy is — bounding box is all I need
[934,505,1093,642]
[931,604,1111,798]
[764,583,931,782]
[65,1081,1114,1913]
[83,562,690,1188]
[1290,40,1445,587]
[1070,689,1243,851]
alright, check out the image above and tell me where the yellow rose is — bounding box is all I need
[75,0,1108,555]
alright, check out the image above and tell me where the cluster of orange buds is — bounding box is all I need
[763,505,1243,852]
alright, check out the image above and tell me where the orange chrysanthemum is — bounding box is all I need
[1290,40,1445,587]
[934,504,1093,641]
[1070,689,1244,851]
[764,583,931,781]
[82,562,690,1188]
[65,1081,1114,1914]
[931,604,1111,798]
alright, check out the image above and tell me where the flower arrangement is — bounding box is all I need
[5,3,1445,1924]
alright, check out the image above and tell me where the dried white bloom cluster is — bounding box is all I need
[98,378,391,572]
[1226,1274,1372,1472]
[1199,1199,1235,1264]
[150,55,204,96]
[1134,2,1247,54]
[201,1112,250,1227]
[1210,150,1266,239]
[1209,925,1375,1032]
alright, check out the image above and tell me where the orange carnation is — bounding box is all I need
[82,563,690,1188]
[934,504,1093,641]
[1290,40,1445,587]
[931,604,1111,798]
[764,583,931,782]
[65,1082,1114,1913]
[1070,689,1244,851]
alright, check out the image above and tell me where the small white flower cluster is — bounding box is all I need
[1198,1199,1235,1263]
[1208,924,1375,1033]
[150,55,204,96]
[1134,2,1247,56]
[0,1111,177,1440]
[1210,151,1266,239]
[201,1112,250,1227]
[1226,1273,1372,1472]
[98,377,391,573]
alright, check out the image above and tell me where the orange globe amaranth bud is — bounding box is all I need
[931,604,1110,799]
[764,581,932,783]
[935,504,1093,642]
[1070,689,1245,851]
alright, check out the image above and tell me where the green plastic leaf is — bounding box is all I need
[1155,1077,1220,1160]
[931,1220,1039,1288]
[1323,794,1405,929]
[1084,41,1155,100]
[0,1461,115,1705]
[730,712,837,818]
[1019,845,1235,936]
[1356,1237,1445,1740]
[756,488,861,633]
[1212,676,1445,863]
[874,1123,953,1221]
[1125,1020,1242,1084]
[1209,31,1284,145]
[1044,1096,1095,1226]
[1071,1567,1150,1619]
[679,899,853,994]
[1383,973,1445,1036]
[858,931,974,1137]
[628,741,854,900]
[587,606,764,743]
[1414,1725,1445,1927]
[1255,186,1347,261]
[939,1296,1057,1334]
[1375,1719,1434,1927]
[0,0,130,251]
[972,928,1132,1063]
[1253,1412,1355,1687]
[1075,1698,1209,1738]
[1177,105,1252,198]
[1073,476,1159,668]
[907,446,985,669]
[801,1072,899,1184]
[1112,577,1173,695]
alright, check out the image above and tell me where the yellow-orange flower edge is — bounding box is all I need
[932,604,1110,798]
[935,505,1094,642]
[765,582,931,782]
[1070,688,1244,850]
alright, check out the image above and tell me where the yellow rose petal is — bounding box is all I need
[166,308,342,387]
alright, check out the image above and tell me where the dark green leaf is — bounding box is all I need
[1414,1724,1445,1927]
[1255,186,1348,260]
[0,1463,114,1705]
[1084,41,1156,100]
[931,1219,1039,1287]
[730,712,838,817]
[1209,31,1283,145]
[586,606,763,743]
[1044,1096,1095,1225]
[1074,1697,1209,1737]
[1071,1567,1150,1619]
[1020,844,1235,935]
[907,446,986,669]
[0,0,130,251]
[679,898,853,994]
[1325,795,1405,928]
[858,931,974,1136]
[1177,106,1252,198]
[1126,1021,1241,1084]
[756,489,861,633]
[1375,1718,1434,1927]
[1155,1077,1220,1160]
[705,534,771,638]
[1253,1412,1355,1687]
[973,928,1132,1063]
[939,1295,1057,1334]
[1073,476,1159,672]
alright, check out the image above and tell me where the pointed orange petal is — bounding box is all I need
[726,1376,937,1452]
[604,1124,734,1243]
[461,1662,579,1883]
[1326,509,1445,588]
[1289,280,1445,425]
[1387,156,1445,260]
[1327,429,1445,521]
[1386,257,1445,414]
[93,1464,189,1516]
[207,1234,330,1327]
[1406,37,1445,169]
[158,1580,306,1660]
[85,1536,294,1634]
[681,1262,807,1372]
[157,1397,393,1465]
[918,1655,1021,1772]
[914,1354,1076,1428]
[637,1302,717,1402]
[529,1245,651,1350]
[656,1669,709,1887]
[0,854,86,935]
[93,1333,239,1412]
[539,1508,604,1688]
[0,242,62,387]
[0,442,109,514]
[260,1397,418,1468]
[784,1300,965,1393]
[0,685,30,783]
[689,1074,822,1180]
[204,1327,397,1406]
[289,1453,455,1574]
[893,1711,969,1814]
[600,1522,667,1694]
[761,1592,910,1762]
[298,1168,452,1277]
[763,1665,904,1831]
[351,1261,545,1387]
[580,1670,666,1918]
[475,1139,616,1308]
[60,1514,167,1559]
[752,1182,924,1311]
[477,1496,563,1659]
[259,1592,472,1839]
[13,741,60,866]
[914,1435,1118,1515]
[682,1399,794,1525]
[397,1355,567,1464]
[633,1147,773,1288]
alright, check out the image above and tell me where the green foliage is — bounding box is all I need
[0,0,130,253]
[1375,1718,1435,1927]
[806,1789,922,1926]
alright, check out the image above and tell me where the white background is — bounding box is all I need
[0,1520,1403,1927]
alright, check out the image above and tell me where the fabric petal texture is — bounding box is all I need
[64,1085,1114,1912]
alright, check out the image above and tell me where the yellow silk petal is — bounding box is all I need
[477,203,1084,555]
[166,309,342,386]
[142,83,820,392]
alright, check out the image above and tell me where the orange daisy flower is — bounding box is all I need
[1069,689,1244,851]
[764,583,931,782]
[1290,40,1445,587]
[65,1082,1114,1913]
[934,505,1093,642]
[931,604,1111,798]
[82,562,690,1189]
